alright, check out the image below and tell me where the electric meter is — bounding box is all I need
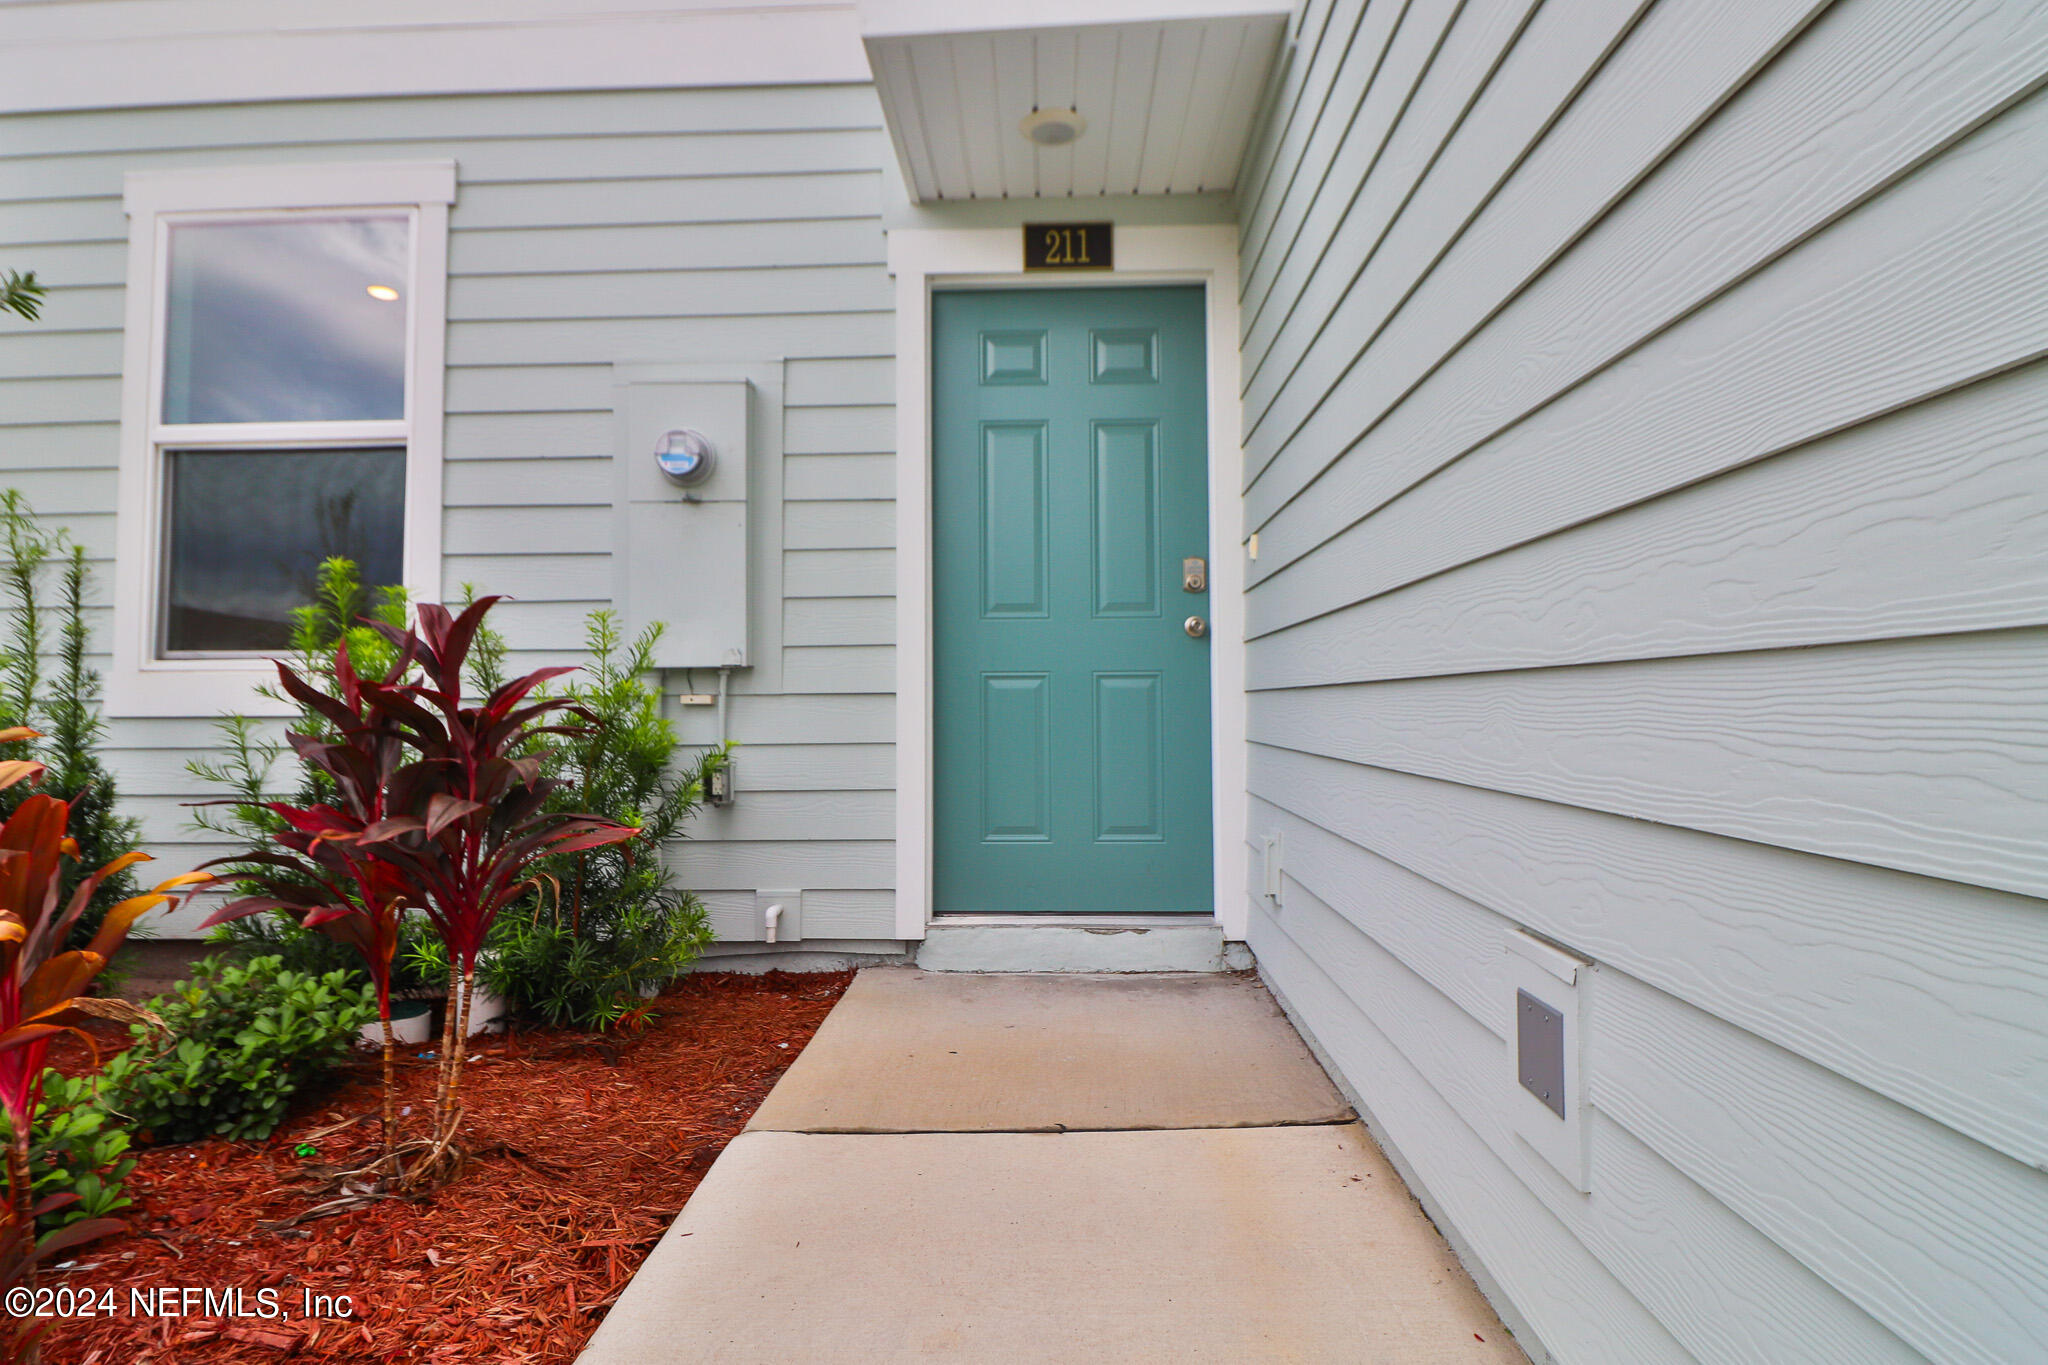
[654,428,715,486]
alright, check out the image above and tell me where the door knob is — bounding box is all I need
[1184,615,1208,639]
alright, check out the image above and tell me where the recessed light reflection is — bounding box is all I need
[366,284,401,302]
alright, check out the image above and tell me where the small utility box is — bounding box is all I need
[613,377,751,670]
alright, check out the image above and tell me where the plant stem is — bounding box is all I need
[433,967,461,1134]
[7,1127,38,1365]
[447,967,477,1129]
[379,1013,397,1166]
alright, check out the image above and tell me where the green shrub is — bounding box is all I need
[0,491,144,953]
[0,1070,139,1234]
[104,955,374,1144]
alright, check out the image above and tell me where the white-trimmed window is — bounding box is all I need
[111,162,453,716]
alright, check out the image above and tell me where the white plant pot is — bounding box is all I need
[360,1003,435,1048]
[465,988,507,1035]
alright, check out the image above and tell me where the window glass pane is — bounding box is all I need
[162,447,405,655]
[162,218,409,424]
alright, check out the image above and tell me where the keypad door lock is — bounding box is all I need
[1182,556,1208,593]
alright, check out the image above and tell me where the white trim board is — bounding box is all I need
[886,224,1249,941]
[3,7,870,115]
[110,160,455,718]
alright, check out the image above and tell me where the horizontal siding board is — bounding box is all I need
[444,456,611,504]
[785,454,892,502]
[783,405,893,456]
[440,553,608,601]
[445,313,894,367]
[1249,744,2048,1171]
[784,500,894,550]
[0,239,124,288]
[672,693,892,746]
[0,330,124,380]
[711,743,893,793]
[1250,361,2048,684]
[679,839,893,891]
[1598,970,2048,1362]
[0,376,119,426]
[0,197,123,247]
[450,172,882,230]
[0,286,122,335]
[0,87,882,159]
[446,265,890,323]
[795,888,897,938]
[0,467,117,513]
[451,219,883,276]
[784,357,892,407]
[444,506,612,554]
[783,549,893,598]
[781,645,895,693]
[1250,93,2048,632]
[694,789,892,842]
[783,597,893,647]
[1252,630,2048,900]
[0,130,892,203]
[445,412,609,460]
[1264,887,1921,1364]
[444,365,612,414]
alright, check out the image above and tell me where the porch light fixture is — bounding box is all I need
[1019,108,1087,147]
[365,284,400,301]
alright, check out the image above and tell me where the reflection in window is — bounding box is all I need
[162,218,409,425]
[161,448,405,654]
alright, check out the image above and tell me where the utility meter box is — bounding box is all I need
[613,377,751,670]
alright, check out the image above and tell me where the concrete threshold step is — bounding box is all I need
[916,916,1253,973]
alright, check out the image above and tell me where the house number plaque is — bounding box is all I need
[1024,222,1113,271]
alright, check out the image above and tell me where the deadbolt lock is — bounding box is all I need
[1184,615,1208,639]
[1182,556,1208,593]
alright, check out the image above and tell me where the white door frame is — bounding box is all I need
[888,224,1247,941]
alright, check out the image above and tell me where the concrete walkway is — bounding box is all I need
[579,969,1524,1363]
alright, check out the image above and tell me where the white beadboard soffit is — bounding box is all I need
[859,1,1291,201]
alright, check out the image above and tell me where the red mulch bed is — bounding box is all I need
[37,970,851,1364]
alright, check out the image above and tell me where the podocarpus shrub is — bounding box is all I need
[0,493,145,953]
[103,955,374,1144]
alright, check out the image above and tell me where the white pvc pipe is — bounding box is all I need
[764,902,783,944]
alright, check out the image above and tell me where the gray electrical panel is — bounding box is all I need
[612,377,751,670]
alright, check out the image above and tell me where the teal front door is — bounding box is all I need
[932,286,1212,914]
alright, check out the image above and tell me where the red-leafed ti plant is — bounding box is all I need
[212,601,638,1187]
[351,599,640,1183]
[0,728,210,1364]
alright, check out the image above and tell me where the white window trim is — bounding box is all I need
[111,161,454,718]
[885,224,1250,942]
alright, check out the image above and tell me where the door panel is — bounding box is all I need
[933,286,1211,914]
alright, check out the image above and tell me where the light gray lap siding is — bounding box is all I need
[0,85,898,940]
[1237,0,2048,1360]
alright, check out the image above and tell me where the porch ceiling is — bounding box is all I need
[858,0,1292,203]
